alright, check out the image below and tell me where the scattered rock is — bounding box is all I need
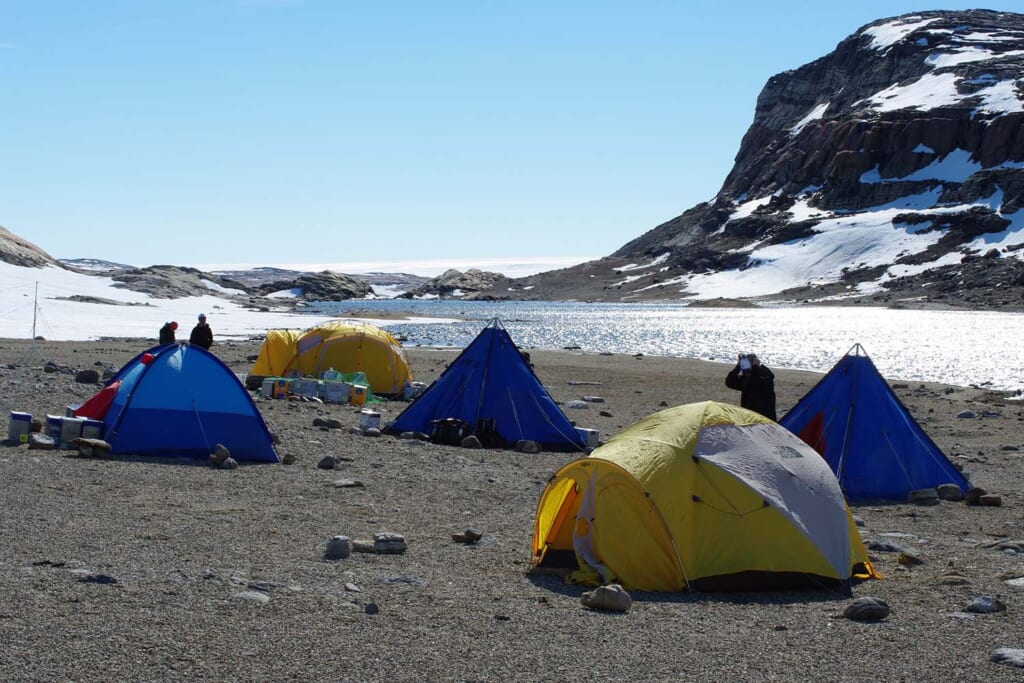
[218,457,238,470]
[964,487,987,505]
[867,540,911,553]
[566,400,589,409]
[956,410,977,419]
[582,396,605,403]
[318,455,340,470]
[581,583,632,612]
[71,438,111,458]
[398,431,429,441]
[907,488,939,504]
[897,552,924,567]
[936,483,965,501]
[979,494,1003,507]
[209,444,231,466]
[344,582,361,592]
[362,428,382,438]
[933,570,971,586]
[324,535,353,560]
[452,528,484,544]
[843,596,891,621]
[235,590,270,604]
[852,515,865,527]
[282,453,296,465]
[991,648,1024,668]
[74,369,100,384]
[516,440,542,454]
[331,478,364,488]
[364,602,379,615]
[460,435,482,449]
[964,596,1006,613]
[598,410,613,417]
[77,573,118,585]
[374,532,408,554]
[27,433,56,450]
[313,417,344,429]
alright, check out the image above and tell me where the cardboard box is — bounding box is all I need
[291,378,320,398]
[322,381,351,404]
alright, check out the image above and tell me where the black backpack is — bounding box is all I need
[430,418,471,446]
[474,417,504,448]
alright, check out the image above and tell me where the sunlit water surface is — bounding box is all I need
[308,301,1024,393]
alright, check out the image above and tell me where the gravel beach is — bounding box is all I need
[1,338,1023,682]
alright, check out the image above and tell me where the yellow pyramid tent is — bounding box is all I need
[533,401,877,592]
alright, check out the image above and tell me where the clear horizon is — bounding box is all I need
[4,1,1020,267]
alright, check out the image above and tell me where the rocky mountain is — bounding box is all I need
[398,268,512,300]
[501,9,1024,310]
[0,226,56,268]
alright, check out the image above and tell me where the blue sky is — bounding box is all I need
[2,1,1021,273]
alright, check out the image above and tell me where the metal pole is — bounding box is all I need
[31,282,38,339]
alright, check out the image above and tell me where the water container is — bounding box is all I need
[322,381,351,404]
[322,367,342,381]
[80,419,104,440]
[350,384,368,407]
[60,417,85,449]
[45,414,63,441]
[358,410,381,431]
[575,427,600,448]
[8,411,32,444]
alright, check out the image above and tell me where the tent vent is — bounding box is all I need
[692,495,701,503]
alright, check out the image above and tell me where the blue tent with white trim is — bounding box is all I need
[387,319,586,451]
[102,343,279,463]
[780,344,968,500]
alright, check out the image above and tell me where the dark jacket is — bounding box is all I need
[189,322,213,350]
[158,323,176,345]
[725,364,777,421]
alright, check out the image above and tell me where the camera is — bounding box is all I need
[738,354,752,371]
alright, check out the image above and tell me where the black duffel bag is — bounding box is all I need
[430,418,472,446]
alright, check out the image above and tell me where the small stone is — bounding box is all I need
[956,410,977,419]
[991,648,1024,668]
[364,602,379,615]
[460,435,482,449]
[581,583,632,612]
[209,444,231,466]
[331,478,364,488]
[27,433,56,450]
[362,427,382,438]
[907,488,938,504]
[452,528,484,544]
[843,596,891,621]
[235,590,270,605]
[852,515,865,528]
[979,494,1003,507]
[897,552,924,567]
[936,483,965,501]
[344,582,361,592]
[598,410,613,417]
[965,487,987,505]
[374,532,408,554]
[964,596,1006,614]
[282,453,296,465]
[582,396,605,403]
[74,369,100,384]
[318,455,340,470]
[516,440,542,454]
[324,535,352,560]
[566,400,589,409]
[219,457,238,470]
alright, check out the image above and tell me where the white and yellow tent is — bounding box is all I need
[533,401,877,592]
[248,321,412,395]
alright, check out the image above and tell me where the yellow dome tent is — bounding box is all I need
[250,329,303,378]
[283,321,413,395]
[532,401,877,592]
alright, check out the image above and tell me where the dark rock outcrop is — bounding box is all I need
[399,269,512,300]
[0,226,57,268]
[255,270,372,301]
[500,10,1024,310]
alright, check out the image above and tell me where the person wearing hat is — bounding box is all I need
[725,352,777,421]
[189,313,214,350]
[159,320,179,345]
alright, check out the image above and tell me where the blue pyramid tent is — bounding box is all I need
[101,343,279,463]
[387,320,586,451]
[780,344,968,500]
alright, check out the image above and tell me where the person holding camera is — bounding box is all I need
[725,353,777,421]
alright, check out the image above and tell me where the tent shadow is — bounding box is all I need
[61,451,269,468]
[525,571,852,605]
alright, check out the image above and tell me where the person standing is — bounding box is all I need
[725,353,777,421]
[158,321,178,345]
[189,313,213,350]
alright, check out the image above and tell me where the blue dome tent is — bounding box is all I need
[100,343,279,463]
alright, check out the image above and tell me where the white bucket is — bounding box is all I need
[575,427,600,448]
[8,411,32,443]
[358,410,381,431]
[60,417,85,448]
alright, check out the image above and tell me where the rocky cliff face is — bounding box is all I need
[511,10,1024,309]
[0,226,57,268]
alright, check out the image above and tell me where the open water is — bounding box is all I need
[307,300,1024,394]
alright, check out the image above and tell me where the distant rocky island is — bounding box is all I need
[5,10,1024,312]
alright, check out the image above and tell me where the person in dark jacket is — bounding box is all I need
[158,321,178,345]
[725,353,777,421]
[189,313,213,350]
